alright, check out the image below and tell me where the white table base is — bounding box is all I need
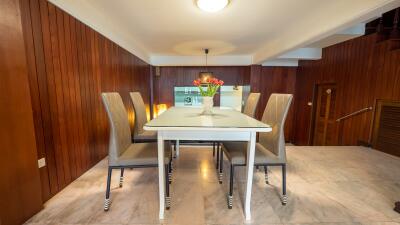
[157,130,257,221]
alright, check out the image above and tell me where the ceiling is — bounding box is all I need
[49,0,400,66]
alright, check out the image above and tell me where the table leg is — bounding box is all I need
[175,139,180,157]
[244,131,256,221]
[157,133,165,220]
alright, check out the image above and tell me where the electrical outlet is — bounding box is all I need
[38,158,46,168]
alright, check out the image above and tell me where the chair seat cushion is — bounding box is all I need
[112,142,171,166]
[134,130,157,142]
[221,141,284,165]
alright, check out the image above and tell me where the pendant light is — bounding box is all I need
[199,49,214,84]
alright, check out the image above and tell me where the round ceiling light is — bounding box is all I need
[197,0,229,13]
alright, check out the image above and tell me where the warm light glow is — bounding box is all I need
[199,72,214,84]
[145,106,151,121]
[197,0,229,12]
[154,104,167,117]
[200,160,209,180]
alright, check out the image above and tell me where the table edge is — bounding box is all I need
[144,126,272,132]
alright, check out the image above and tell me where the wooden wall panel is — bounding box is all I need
[294,34,400,145]
[0,0,43,224]
[154,66,250,107]
[21,0,151,201]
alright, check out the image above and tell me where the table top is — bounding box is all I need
[144,107,271,132]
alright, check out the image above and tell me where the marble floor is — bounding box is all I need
[26,146,400,225]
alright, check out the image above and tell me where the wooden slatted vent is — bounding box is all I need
[372,100,400,157]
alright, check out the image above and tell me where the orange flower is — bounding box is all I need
[193,79,201,86]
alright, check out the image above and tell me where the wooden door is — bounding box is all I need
[312,84,337,145]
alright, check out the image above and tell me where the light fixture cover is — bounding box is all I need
[199,72,214,84]
[197,0,229,12]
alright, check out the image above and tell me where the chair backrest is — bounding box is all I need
[243,92,261,118]
[101,92,132,163]
[259,93,293,161]
[129,92,148,136]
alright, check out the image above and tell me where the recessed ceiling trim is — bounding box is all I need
[150,55,252,66]
[262,59,299,67]
[278,48,322,60]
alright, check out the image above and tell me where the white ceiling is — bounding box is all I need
[49,0,400,66]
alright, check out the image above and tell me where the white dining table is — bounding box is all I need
[144,107,271,221]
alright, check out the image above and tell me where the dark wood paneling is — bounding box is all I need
[0,0,43,224]
[294,33,400,145]
[21,0,151,201]
[154,66,251,107]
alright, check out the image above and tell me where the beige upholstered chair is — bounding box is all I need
[221,93,293,208]
[130,92,157,142]
[243,92,261,117]
[216,93,261,182]
[102,92,172,211]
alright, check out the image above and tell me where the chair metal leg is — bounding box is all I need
[264,166,269,184]
[170,151,173,171]
[227,165,234,209]
[104,167,112,211]
[213,142,215,157]
[281,164,287,205]
[219,148,223,184]
[165,164,171,210]
[216,144,220,169]
[168,159,172,184]
[119,168,124,188]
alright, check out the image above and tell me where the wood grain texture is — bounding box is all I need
[154,66,250,107]
[0,0,43,224]
[294,33,400,145]
[21,0,151,201]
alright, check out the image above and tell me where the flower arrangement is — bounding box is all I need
[192,78,224,97]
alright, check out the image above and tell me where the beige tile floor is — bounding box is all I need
[26,146,400,225]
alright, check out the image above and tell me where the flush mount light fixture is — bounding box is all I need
[197,0,229,13]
